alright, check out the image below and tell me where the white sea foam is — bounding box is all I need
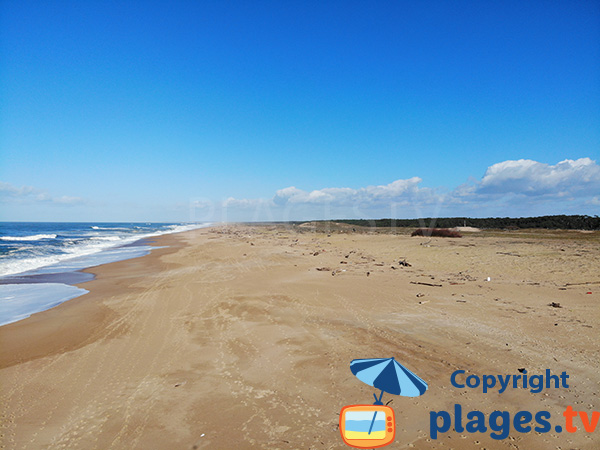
[31,245,155,274]
[155,223,207,235]
[0,234,57,241]
[0,223,210,277]
[0,283,89,326]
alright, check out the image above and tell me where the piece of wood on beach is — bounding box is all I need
[410,281,443,287]
[564,280,600,286]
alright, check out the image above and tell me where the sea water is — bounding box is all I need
[0,283,89,326]
[343,410,387,439]
[0,222,208,326]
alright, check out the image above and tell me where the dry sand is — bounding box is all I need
[0,225,598,449]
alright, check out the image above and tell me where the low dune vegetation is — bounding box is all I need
[411,228,462,238]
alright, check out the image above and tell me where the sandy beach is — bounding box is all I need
[1,224,598,449]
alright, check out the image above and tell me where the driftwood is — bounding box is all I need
[410,281,442,287]
[564,281,600,286]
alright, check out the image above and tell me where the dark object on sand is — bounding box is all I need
[410,281,442,287]
[497,251,521,257]
[564,280,600,286]
[366,272,370,277]
[549,302,562,308]
[518,368,526,373]
[398,259,411,267]
[411,228,462,238]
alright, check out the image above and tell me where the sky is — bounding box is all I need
[1,0,599,222]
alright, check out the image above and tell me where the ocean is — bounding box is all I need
[0,222,208,326]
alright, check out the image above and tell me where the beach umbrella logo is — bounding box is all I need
[339,357,428,448]
[351,357,428,400]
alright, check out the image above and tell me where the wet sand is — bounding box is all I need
[1,225,598,449]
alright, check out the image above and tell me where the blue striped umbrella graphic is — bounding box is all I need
[350,357,428,434]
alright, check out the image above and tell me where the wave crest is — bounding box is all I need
[0,234,57,241]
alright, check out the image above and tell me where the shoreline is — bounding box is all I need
[0,237,163,286]
[0,225,208,328]
[0,231,187,369]
[1,225,598,449]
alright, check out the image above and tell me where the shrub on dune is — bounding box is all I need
[411,228,462,238]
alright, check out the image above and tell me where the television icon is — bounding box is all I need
[339,404,395,448]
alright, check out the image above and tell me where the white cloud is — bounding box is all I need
[272,177,434,206]
[189,199,213,209]
[53,195,88,205]
[476,158,600,196]
[222,197,268,208]
[0,181,36,197]
[215,177,448,221]
[0,181,89,206]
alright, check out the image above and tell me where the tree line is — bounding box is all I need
[328,215,600,230]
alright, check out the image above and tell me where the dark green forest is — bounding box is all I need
[325,215,600,230]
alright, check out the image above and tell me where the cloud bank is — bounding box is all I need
[0,182,89,206]
[198,158,600,221]
[4,158,599,222]
[272,177,436,206]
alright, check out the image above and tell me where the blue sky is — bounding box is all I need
[1,0,599,222]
